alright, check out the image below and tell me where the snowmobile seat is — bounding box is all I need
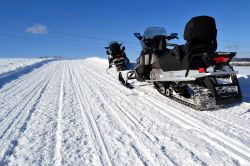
[184,16,217,57]
[171,45,185,61]
[153,35,167,54]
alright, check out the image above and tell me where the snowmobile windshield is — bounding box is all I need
[143,27,167,39]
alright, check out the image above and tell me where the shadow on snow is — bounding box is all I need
[238,75,250,113]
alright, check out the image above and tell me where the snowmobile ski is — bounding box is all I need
[118,72,134,89]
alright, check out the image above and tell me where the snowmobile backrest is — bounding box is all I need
[184,16,217,42]
[184,16,217,56]
[109,42,121,52]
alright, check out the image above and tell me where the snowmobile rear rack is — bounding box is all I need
[185,52,236,77]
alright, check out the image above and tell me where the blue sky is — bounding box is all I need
[0,0,250,60]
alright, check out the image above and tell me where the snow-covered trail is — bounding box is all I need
[0,59,249,165]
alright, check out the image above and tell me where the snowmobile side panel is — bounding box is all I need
[149,69,239,82]
[150,69,207,81]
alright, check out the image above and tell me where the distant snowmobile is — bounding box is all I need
[119,16,242,110]
[105,41,129,71]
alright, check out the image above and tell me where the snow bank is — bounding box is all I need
[0,58,54,89]
[0,58,50,75]
[85,57,108,65]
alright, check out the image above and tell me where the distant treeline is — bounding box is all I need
[230,58,250,66]
[230,62,250,66]
[231,58,250,62]
[39,56,63,59]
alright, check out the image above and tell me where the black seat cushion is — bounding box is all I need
[174,45,185,60]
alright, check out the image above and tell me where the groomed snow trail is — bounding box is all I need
[0,59,249,165]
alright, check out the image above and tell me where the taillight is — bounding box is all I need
[213,56,230,64]
[199,67,205,73]
[115,54,121,58]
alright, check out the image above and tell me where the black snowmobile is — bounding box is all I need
[105,41,129,71]
[119,16,242,110]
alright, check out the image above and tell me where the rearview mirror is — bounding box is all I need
[170,33,178,39]
[122,46,125,51]
[134,33,142,40]
[104,47,109,49]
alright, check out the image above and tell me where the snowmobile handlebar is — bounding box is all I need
[167,33,179,40]
[134,33,178,41]
[166,43,179,47]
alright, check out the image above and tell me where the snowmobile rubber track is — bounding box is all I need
[155,87,204,111]
[169,94,204,111]
[153,82,217,111]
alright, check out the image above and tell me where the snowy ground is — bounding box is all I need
[0,58,249,165]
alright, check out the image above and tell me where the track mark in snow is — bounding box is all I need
[143,97,250,164]
[55,63,65,166]
[136,86,250,148]
[2,59,249,165]
[0,63,60,120]
[130,144,149,166]
[101,66,250,164]
[0,64,59,140]
[0,63,60,164]
[69,64,113,166]
[0,62,50,100]
[0,79,50,165]
[77,63,178,165]
[81,60,250,165]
